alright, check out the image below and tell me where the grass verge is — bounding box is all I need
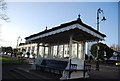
[0,57,21,64]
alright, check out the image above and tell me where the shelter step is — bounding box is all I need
[10,67,61,79]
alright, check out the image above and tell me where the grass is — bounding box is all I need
[0,57,21,64]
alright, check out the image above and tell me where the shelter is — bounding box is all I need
[25,15,106,79]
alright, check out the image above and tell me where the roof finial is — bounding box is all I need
[45,26,47,31]
[78,14,80,18]
[77,14,82,23]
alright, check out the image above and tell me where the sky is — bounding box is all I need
[0,1,118,48]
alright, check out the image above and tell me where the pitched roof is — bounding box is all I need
[25,18,106,40]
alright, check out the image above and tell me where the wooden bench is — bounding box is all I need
[36,59,68,74]
[66,59,91,78]
[36,59,91,76]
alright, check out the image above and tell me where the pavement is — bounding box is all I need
[1,54,120,81]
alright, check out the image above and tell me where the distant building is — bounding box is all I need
[17,43,37,55]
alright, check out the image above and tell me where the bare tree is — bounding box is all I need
[110,44,119,51]
[0,0,9,47]
[0,0,9,21]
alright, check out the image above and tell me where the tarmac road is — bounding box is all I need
[1,54,120,80]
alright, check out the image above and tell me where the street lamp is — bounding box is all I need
[97,8,106,31]
[96,8,106,71]
[16,36,22,48]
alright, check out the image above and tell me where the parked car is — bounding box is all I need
[22,54,37,59]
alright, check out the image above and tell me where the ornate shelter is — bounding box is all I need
[25,15,106,79]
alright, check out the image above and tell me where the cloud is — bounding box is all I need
[0,38,8,43]
[0,38,15,47]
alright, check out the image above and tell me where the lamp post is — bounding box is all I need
[16,36,22,48]
[97,8,106,31]
[96,8,106,71]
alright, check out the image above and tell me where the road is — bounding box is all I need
[1,54,120,80]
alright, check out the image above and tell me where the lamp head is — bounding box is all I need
[102,16,106,21]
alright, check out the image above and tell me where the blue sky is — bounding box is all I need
[0,2,118,48]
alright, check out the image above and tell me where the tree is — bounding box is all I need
[90,43,98,57]
[0,0,9,41]
[1,46,6,54]
[1,46,12,55]
[13,48,18,57]
[6,46,12,53]
[105,46,114,59]
[89,56,93,60]
[0,0,9,21]
[90,42,113,60]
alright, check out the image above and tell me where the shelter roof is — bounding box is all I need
[25,17,106,45]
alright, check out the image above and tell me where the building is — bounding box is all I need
[18,15,106,79]
[17,42,96,60]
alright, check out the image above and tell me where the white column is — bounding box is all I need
[69,35,73,59]
[81,42,86,60]
[30,42,32,54]
[37,42,40,56]
[43,45,45,58]
[84,42,86,60]
[77,43,79,58]
[51,46,53,58]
